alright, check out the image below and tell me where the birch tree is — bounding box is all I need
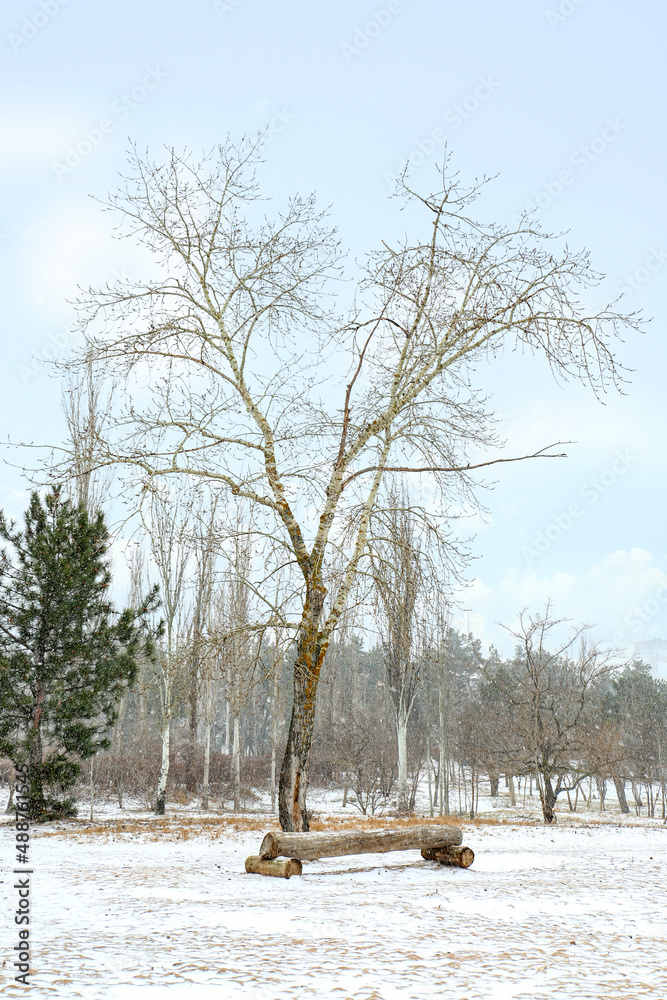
[60,139,639,829]
[188,499,218,803]
[61,355,113,514]
[144,494,193,814]
[369,498,426,813]
[213,532,262,812]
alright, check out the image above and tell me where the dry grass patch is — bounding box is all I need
[34,814,270,841]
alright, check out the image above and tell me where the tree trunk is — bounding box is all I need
[232,713,241,812]
[279,673,316,830]
[540,771,557,824]
[270,672,280,815]
[596,776,607,812]
[489,772,499,797]
[113,696,126,809]
[396,710,409,814]
[438,683,449,817]
[201,721,211,809]
[508,774,516,807]
[426,721,433,818]
[155,717,170,815]
[186,675,198,794]
[278,617,327,832]
[28,685,45,819]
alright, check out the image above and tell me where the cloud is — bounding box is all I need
[468,547,667,657]
[499,567,576,605]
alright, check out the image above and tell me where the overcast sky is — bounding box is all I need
[1,0,665,657]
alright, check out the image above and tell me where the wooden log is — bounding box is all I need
[245,855,303,878]
[259,824,462,861]
[421,845,474,868]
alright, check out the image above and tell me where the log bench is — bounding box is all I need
[244,824,474,878]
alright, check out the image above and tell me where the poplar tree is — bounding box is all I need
[0,487,159,820]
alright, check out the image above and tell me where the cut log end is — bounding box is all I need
[245,855,303,879]
[421,845,474,868]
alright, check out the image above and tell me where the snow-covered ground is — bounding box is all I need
[1,809,666,999]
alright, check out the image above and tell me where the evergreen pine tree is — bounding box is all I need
[0,486,160,820]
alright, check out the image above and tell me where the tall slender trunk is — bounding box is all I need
[438,680,449,817]
[426,718,433,817]
[396,708,409,814]
[232,714,241,812]
[186,674,198,793]
[155,717,170,815]
[224,700,230,755]
[508,774,516,807]
[113,696,126,808]
[28,681,45,819]
[201,721,211,809]
[270,671,280,815]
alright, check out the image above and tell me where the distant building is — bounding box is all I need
[633,639,667,681]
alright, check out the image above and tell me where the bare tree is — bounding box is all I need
[488,604,618,823]
[61,354,113,513]
[59,139,639,829]
[189,501,218,808]
[212,531,262,812]
[369,496,427,813]
[143,493,193,814]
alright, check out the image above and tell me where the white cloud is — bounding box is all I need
[467,548,667,658]
[499,567,576,605]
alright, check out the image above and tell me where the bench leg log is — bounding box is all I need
[421,846,474,868]
[245,856,303,878]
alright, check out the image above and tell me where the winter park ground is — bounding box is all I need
[1,789,666,1000]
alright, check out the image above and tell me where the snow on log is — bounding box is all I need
[259,825,462,861]
[421,845,474,868]
[245,855,303,878]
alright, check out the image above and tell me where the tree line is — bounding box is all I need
[1,485,664,825]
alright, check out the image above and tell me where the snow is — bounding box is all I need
[1,812,666,999]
